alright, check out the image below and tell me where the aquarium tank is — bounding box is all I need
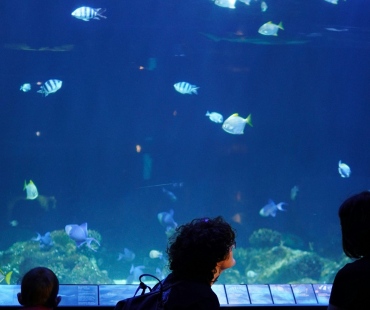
[0,0,369,286]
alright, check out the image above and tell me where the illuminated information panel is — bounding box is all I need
[0,283,332,306]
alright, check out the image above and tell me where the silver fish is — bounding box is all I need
[20,83,31,92]
[37,79,62,96]
[222,113,252,135]
[173,82,199,95]
[24,180,38,200]
[71,7,107,21]
[258,21,284,36]
[206,111,223,123]
[214,0,236,9]
[338,160,351,178]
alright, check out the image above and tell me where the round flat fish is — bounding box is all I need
[222,113,252,135]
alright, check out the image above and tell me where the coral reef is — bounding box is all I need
[0,229,113,284]
[249,228,282,248]
[218,229,349,285]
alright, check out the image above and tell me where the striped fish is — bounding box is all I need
[173,82,199,95]
[71,7,107,21]
[37,79,62,97]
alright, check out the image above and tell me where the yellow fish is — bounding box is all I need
[24,180,38,200]
[0,270,12,284]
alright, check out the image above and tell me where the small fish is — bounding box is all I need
[246,270,257,278]
[158,209,178,231]
[9,220,18,227]
[231,213,242,224]
[173,82,199,95]
[24,180,38,200]
[126,264,145,284]
[206,111,223,123]
[0,270,13,284]
[325,27,348,32]
[162,187,177,201]
[259,199,287,217]
[214,0,236,9]
[261,1,268,12]
[222,113,253,135]
[71,7,107,21]
[149,250,163,259]
[65,223,100,251]
[338,160,351,178]
[324,0,338,4]
[258,21,284,36]
[118,248,136,262]
[290,185,299,201]
[37,79,62,96]
[20,83,31,92]
[32,232,54,249]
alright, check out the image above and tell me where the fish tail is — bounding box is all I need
[5,271,12,285]
[278,22,284,30]
[245,114,253,127]
[23,180,27,190]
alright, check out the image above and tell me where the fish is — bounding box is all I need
[37,79,62,96]
[9,220,18,227]
[324,0,338,4]
[259,199,287,217]
[290,185,299,201]
[231,213,242,224]
[258,21,284,36]
[0,270,13,284]
[173,82,199,95]
[246,270,257,278]
[65,223,100,251]
[206,111,223,123]
[71,7,107,21]
[118,248,136,262]
[126,264,145,284]
[20,83,31,92]
[214,0,236,9]
[261,1,268,12]
[24,180,38,200]
[149,250,163,259]
[139,182,184,189]
[162,187,177,201]
[158,209,178,231]
[222,113,253,135]
[32,232,54,249]
[338,160,351,178]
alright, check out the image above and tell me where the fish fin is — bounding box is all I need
[278,22,284,30]
[206,111,210,116]
[244,114,253,127]
[23,180,27,190]
[231,113,239,117]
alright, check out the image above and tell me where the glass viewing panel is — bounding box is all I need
[0,0,369,286]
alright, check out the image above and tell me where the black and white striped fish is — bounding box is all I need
[71,7,107,21]
[37,79,62,97]
[173,82,199,95]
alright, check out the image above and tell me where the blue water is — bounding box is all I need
[0,0,370,284]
